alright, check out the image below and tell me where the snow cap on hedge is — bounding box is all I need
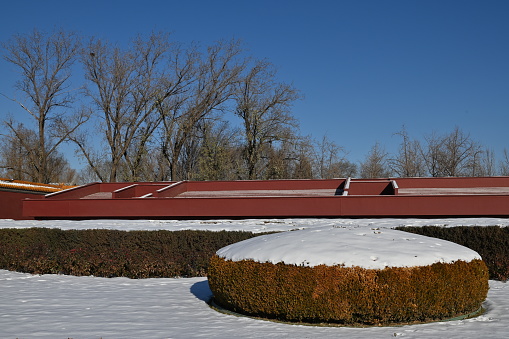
[216,226,482,269]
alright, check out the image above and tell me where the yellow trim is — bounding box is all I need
[0,178,75,193]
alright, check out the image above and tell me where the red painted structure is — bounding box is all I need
[21,177,509,220]
[0,190,45,220]
[0,179,73,220]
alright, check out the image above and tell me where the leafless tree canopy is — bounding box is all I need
[159,39,246,181]
[234,60,300,179]
[500,149,509,176]
[314,135,356,179]
[1,29,86,183]
[421,127,484,177]
[389,127,426,177]
[1,29,507,183]
[77,33,172,182]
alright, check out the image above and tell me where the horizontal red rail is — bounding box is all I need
[18,177,509,219]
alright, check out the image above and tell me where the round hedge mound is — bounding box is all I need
[208,226,489,325]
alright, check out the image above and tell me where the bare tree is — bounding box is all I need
[159,39,245,180]
[327,160,357,178]
[0,122,77,183]
[77,32,172,182]
[467,147,497,177]
[359,142,391,178]
[292,153,314,179]
[422,127,482,177]
[500,149,509,176]
[194,120,239,180]
[290,136,315,179]
[234,59,301,179]
[262,144,287,179]
[389,127,426,177]
[0,123,29,179]
[422,132,443,177]
[1,29,86,183]
[313,135,355,178]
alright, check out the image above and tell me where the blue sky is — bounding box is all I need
[0,0,508,167]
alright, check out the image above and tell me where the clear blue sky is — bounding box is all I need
[0,0,508,167]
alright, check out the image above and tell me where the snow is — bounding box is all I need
[216,226,481,269]
[1,216,509,233]
[1,217,509,338]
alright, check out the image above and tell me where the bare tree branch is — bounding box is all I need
[1,28,80,183]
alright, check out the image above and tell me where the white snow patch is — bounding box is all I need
[216,226,481,269]
[1,217,508,233]
[0,270,507,338]
[0,218,508,338]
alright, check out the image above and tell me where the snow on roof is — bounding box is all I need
[0,178,73,193]
[216,226,481,269]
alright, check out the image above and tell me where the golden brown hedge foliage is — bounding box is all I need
[208,256,489,325]
[0,228,264,278]
[396,226,509,281]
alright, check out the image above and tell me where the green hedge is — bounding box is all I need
[0,228,263,278]
[208,256,489,325]
[396,226,509,281]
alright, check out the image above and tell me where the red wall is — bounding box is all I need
[0,190,44,220]
[20,178,509,220]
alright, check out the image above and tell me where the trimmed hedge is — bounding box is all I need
[396,226,509,281]
[1,225,507,282]
[0,228,264,278]
[208,256,489,325]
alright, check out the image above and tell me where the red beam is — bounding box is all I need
[23,194,509,219]
[20,177,509,220]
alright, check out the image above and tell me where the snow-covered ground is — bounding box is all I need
[1,217,509,338]
[2,217,509,233]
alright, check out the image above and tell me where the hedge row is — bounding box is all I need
[396,226,509,281]
[0,228,263,278]
[208,256,489,325]
[1,226,508,281]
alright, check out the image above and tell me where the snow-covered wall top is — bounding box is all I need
[216,226,481,269]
